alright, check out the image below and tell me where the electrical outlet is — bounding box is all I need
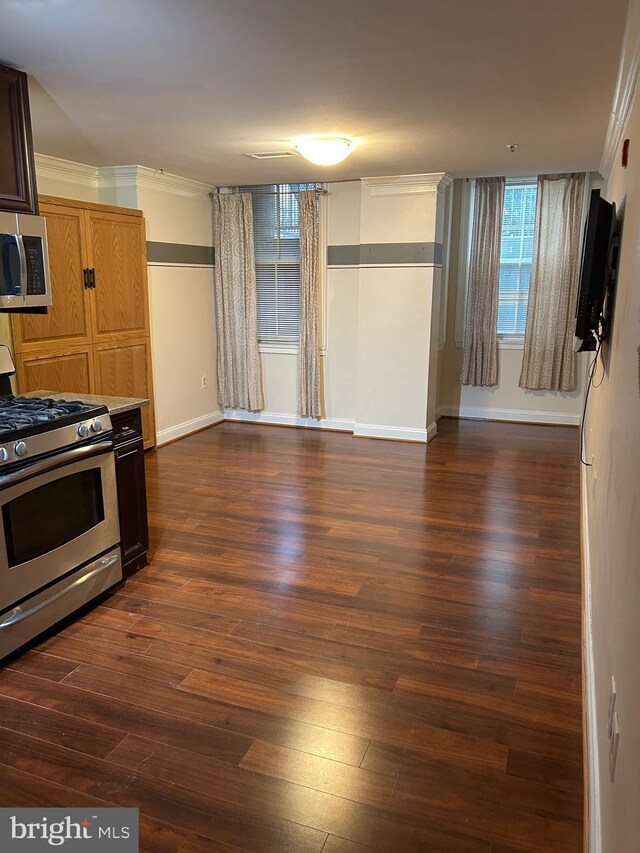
[201,374,208,390]
[609,712,620,781]
[608,676,617,738]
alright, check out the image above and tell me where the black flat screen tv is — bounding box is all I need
[575,189,616,352]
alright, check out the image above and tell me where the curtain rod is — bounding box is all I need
[211,187,328,196]
[242,188,327,196]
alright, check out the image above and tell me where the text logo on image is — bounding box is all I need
[0,808,138,850]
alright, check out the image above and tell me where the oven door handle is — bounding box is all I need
[0,440,114,489]
[0,553,120,629]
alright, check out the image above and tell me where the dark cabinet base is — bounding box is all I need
[112,408,149,577]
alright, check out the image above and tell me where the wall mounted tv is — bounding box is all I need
[574,188,616,352]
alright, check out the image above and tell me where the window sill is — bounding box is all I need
[259,342,298,355]
[497,337,525,350]
[455,338,524,350]
[259,342,327,356]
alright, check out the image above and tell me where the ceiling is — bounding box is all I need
[0,0,629,186]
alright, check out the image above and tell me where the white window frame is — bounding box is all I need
[497,177,537,345]
[242,184,326,356]
[455,176,537,351]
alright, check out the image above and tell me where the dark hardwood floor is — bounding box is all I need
[0,418,583,852]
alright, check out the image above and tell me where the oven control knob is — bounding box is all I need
[14,441,28,458]
[0,448,7,463]
[77,424,90,439]
[91,419,104,433]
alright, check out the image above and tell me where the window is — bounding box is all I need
[241,183,320,343]
[497,180,537,336]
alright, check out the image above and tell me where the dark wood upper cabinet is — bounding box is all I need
[0,62,38,215]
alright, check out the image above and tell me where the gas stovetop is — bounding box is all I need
[0,396,105,434]
[0,396,112,470]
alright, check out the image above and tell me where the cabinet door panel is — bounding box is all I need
[17,348,93,395]
[114,435,149,575]
[86,212,148,339]
[12,204,91,351]
[94,339,155,448]
[0,64,37,214]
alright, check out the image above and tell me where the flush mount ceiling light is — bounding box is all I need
[293,136,355,166]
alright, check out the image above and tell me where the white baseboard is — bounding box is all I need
[581,464,601,853]
[427,421,438,442]
[156,410,224,446]
[224,409,431,442]
[439,405,581,426]
[353,422,427,442]
[224,409,355,432]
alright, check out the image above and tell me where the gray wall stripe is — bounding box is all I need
[327,245,361,266]
[147,241,440,268]
[147,242,215,266]
[327,242,442,267]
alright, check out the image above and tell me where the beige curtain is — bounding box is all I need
[461,177,506,386]
[213,193,264,411]
[519,173,586,391]
[297,190,322,419]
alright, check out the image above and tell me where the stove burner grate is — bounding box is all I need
[0,396,97,431]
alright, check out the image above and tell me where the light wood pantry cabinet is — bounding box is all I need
[11,196,156,448]
[17,345,95,395]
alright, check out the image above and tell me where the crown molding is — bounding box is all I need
[34,153,99,188]
[35,156,216,199]
[362,172,452,196]
[600,3,640,179]
[98,165,214,198]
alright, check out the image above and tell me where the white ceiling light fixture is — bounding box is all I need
[293,136,355,166]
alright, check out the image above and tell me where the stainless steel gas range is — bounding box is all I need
[0,395,122,660]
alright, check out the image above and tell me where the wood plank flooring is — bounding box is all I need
[0,418,583,852]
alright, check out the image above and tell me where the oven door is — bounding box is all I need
[0,442,120,611]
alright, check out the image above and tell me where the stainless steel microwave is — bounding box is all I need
[0,212,51,309]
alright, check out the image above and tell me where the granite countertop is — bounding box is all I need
[24,390,150,416]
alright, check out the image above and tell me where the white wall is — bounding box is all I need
[132,172,220,445]
[438,179,588,425]
[323,180,360,425]
[227,180,360,431]
[584,2,640,850]
[355,265,434,437]
[226,175,449,442]
[354,175,446,440]
[146,265,218,443]
[31,156,220,445]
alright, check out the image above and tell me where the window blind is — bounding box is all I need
[240,183,319,342]
[498,181,538,336]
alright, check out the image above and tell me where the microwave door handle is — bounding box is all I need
[16,234,27,297]
[0,440,113,489]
